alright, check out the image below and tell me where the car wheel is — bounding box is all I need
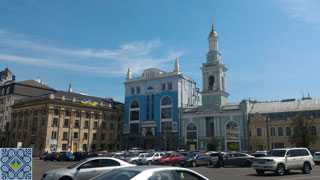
[285,170,290,175]
[302,162,311,174]
[192,161,197,167]
[132,160,137,165]
[256,169,265,175]
[276,164,285,176]
[148,161,152,165]
[244,160,252,167]
[165,161,169,165]
[59,176,72,180]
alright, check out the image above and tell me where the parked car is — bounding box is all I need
[220,152,255,167]
[179,152,210,167]
[252,148,315,176]
[43,152,59,161]
[56,152,75,161]
[313,152,320,165]
[154,153,185,165]
[123,153,141,165]
[92,166,210,180]
[207,151,225,166]
[87,151,99,158]
[251,151,267,158]
[138,152,166,165]
[41,157,135,180]
[73,151,88,161]
[40,152,48,160]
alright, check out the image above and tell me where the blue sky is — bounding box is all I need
[1,0,320,103]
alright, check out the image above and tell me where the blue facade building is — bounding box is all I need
[123,59,201,150]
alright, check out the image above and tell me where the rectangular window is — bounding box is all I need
[84,121,89,128]
[146,95,149,120]
[41,118,45,126]
[51,131,57,139]
[161,122,172,133]
[63,132,68,140]
[101,133,105,140]
[33,117,38,126]
[74,132,78,139]
[161,83,166,91]
[62,144,67,151]
[18,120,22,127]
[84,133,88,140]
[83,144,87,151]
[93,133,97,140]
[151,95,154,120]
[64,119,69,127]
[94,121,98,129]
[130,123,139,134]
[101,122,106,129]
[130,111,139,121]
[136,87,140,94]
[110,123,114,130]
[53,118,58,127]
[131,87,135,95]
[167,82,172,90]
[74,120,80,128]
[161,108,172,119]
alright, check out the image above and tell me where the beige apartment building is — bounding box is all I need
[9,91,124,156]
[248,98,320,151]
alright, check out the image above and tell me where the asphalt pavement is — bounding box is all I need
[33,158,320,180]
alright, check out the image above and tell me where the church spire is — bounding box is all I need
[174,58,180,73]
[209,17,217,37]
[127,68,132,79]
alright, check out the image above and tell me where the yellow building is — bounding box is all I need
[9,91,124,156]
[248,98,320,151]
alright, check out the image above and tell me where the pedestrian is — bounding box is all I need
[218,150,224,168]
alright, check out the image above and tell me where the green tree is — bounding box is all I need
[207,137,219,151]
[228,142,239,151]
[250,137,263,151]
[290,112,318,148]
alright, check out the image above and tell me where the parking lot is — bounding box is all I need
[33,158,320,180]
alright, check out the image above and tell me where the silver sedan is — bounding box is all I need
[91,166,209,180]
[41,157,135,180]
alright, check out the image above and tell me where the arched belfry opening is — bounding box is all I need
[208,76,215,90]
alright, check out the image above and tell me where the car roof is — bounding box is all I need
[110,165,193,171]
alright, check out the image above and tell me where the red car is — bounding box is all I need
[156,153,185,165]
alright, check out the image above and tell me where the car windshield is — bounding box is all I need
[267,150,286,157]
[94,169,140,180]
[67,159,87,169]
[146,153,154,157]
[186,153,196,158]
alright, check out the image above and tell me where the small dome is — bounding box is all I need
[209,29,218,37]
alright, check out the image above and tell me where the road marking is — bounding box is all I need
[282,176,320,180]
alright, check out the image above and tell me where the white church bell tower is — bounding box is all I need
[201,21,229,109]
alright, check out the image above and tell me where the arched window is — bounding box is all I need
[286,127,291,136]
[210,122,214,137]
[208,76,215,90]
[311,126,317,136]
[278,127,283,136]
[130,100,140,121]
[270,127,275,136]
[187,123,197,140]
[54,109,59,116]
[257,128,262,137]
[161,96,172,119]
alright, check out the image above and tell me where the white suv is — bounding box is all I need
[252,148,315,176]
